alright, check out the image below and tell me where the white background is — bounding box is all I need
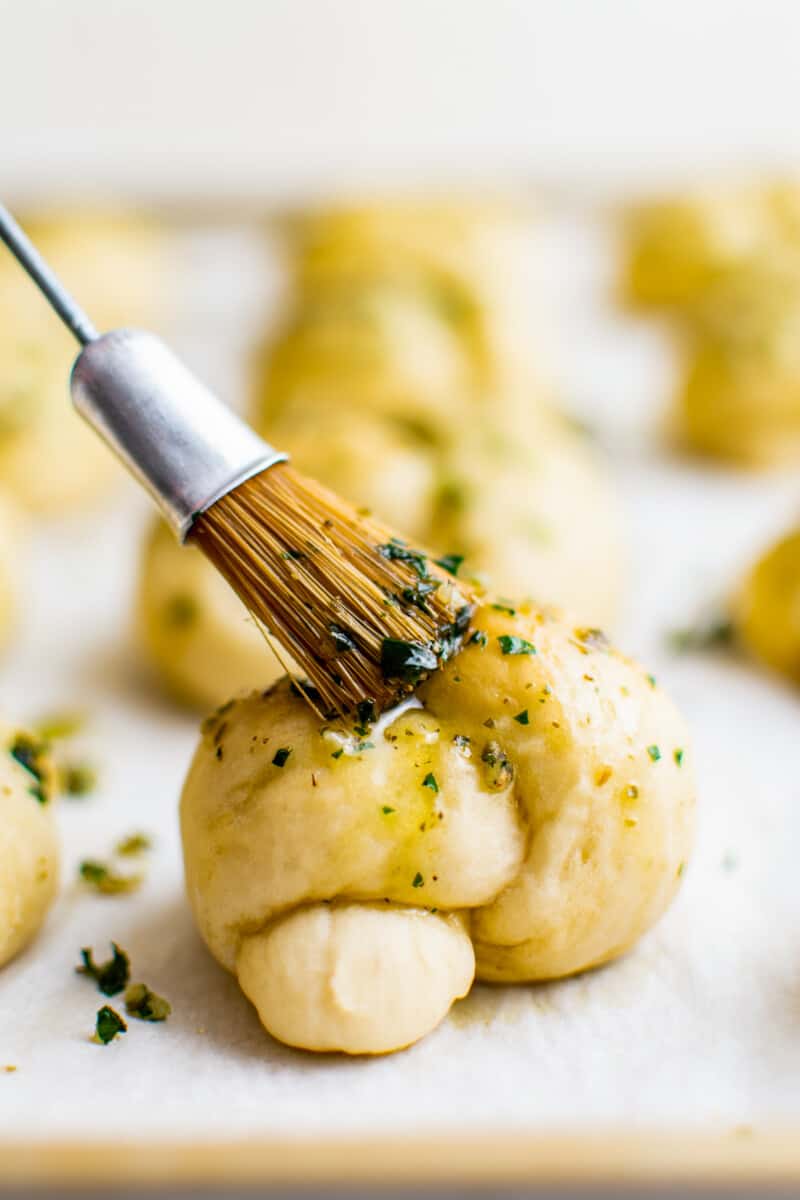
[3,0,800,204]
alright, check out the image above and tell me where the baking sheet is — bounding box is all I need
[2,215,800,1147]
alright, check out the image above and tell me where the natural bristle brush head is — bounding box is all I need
[190,462,477,716]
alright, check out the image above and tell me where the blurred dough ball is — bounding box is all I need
[0,722,59,967]
[674,255,800,466]
[621,185,793,311]
[0,210,165,512]
[735,528,800,682]
[238,904,474,1055]
[135,520,280,710]
[289,197,538,384]
[0,494,23,655]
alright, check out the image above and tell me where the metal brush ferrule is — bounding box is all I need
[71,329,287,541]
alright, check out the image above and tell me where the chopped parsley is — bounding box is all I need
[434,553,465,576]
[381,638,438,682]
[469,630,488,647]
[115,833,152,857]
[381,805,396,815]
[646,674,657,688]
[35,710,86,741]
[412,872,425,888]
[77,944,130,996]
[163,593,198,629]
[401,579,439,611]
[78,860,142,895]
[513,709,530,725]
[453,734,471,753]
[481,742,514,790]
[422,772,439,793]
[328,624,356,653]
[667,618,733,654]
[59,761,97,797]
[438,605,473,660]
[377,538,429,579]
[272,747,292,768]
[498,635,537,656]
[492,601,516,616]
[124,983,171,1022]
[356,699,377,728]
[8,734,48,804]
[674,748,684,767]
[94,1006,127,1045]
[647,745,662,762]
[435,478,470,515]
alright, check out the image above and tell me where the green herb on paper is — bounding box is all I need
[115,833,152,857]
[93,1006,127,1045]
[77,944,130,997]
[124,983,171,1023]
[59,761,97,797]
[79,860,143,895]
[9,734,48,804]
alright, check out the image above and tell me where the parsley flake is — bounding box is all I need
[412,872,425,888]
[8,734,48,804]
[381,638,438,682]
[422,772,439,793]
[124,983,171,1022]
[434,553,465,576]
[115,833,152,857]
[60,761,97,797]
[647,745,662,762]
[498,635,537,656]
[513,709,530,725]
[377,538,429,579]
[79,861,142,895]
[77,944,130,996]
[94,1006,127,1045]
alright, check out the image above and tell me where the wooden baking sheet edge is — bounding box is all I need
[0,1130,798,1190]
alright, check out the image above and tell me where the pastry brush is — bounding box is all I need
[0,203,475,716]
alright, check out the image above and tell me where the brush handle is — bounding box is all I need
[0,203,99,345]
[72,330,287,540]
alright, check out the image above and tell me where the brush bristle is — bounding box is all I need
[190,463,476,716]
